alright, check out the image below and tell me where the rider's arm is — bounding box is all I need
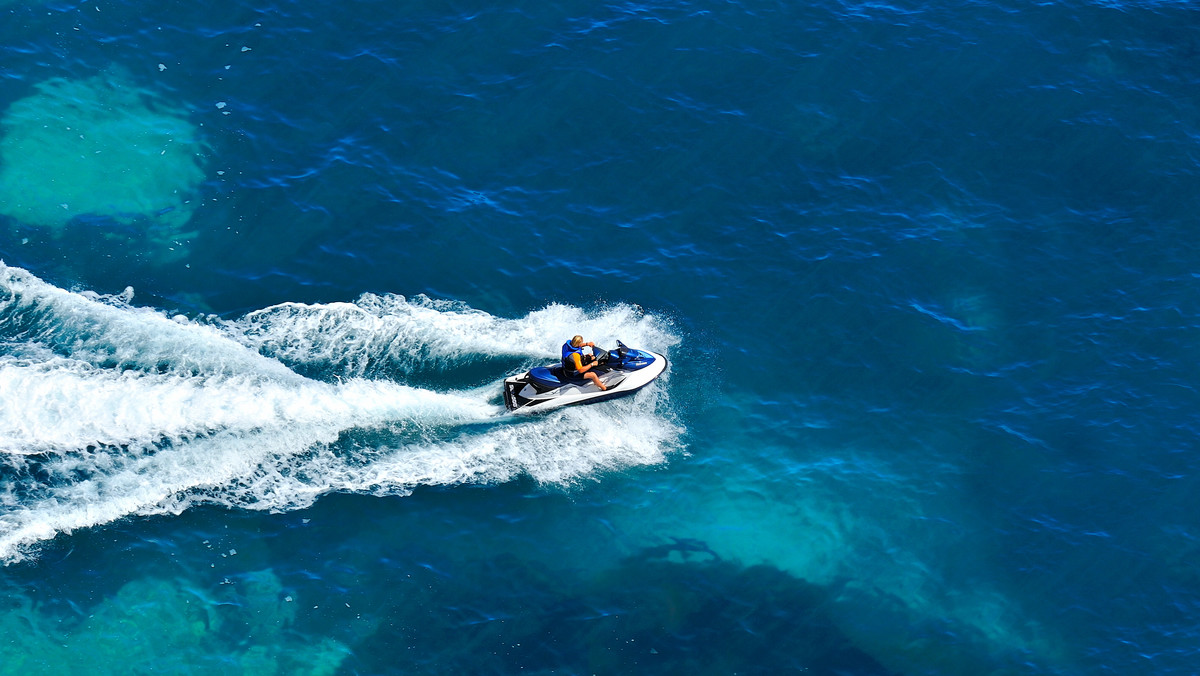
[571,353,591,372]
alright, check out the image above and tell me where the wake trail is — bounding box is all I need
[228,293,678,377]
[0,357,496,455]
[0,263,681,563]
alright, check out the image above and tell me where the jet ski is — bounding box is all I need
[503,341,667,413]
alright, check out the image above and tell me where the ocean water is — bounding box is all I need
[1,0,1198,673]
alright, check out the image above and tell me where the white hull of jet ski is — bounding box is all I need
[503,348,666,414]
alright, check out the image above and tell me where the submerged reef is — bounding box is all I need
[0,570,347,675]
[0,69,206,252]
[348,549,895,675]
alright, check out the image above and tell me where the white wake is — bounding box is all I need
[0,263,680,563]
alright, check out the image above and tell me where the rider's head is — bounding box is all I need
[571,335,584,347]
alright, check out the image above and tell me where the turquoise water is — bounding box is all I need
[2,0,1200,673]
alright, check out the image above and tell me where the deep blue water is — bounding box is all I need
[2,0,1200,673]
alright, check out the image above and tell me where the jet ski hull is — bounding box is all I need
[503,349,667,413]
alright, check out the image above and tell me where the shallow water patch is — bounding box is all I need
[0,69,207,258]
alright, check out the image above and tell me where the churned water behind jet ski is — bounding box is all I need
[503,341,667,413]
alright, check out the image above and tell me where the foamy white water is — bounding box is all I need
[0,357,497,455]
[0,263,680,562]
[231,293,679,376]
[0,263,300,380]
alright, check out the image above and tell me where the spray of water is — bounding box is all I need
[0,263,680,563]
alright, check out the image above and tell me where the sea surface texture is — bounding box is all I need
[0,0,1197,673]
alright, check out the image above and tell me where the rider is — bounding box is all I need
[562,335,607,391]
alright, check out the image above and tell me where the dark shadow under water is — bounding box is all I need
[345,545,894,676]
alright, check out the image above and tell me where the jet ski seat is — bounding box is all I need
[528,366,586,389]
[528,367,561,388]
